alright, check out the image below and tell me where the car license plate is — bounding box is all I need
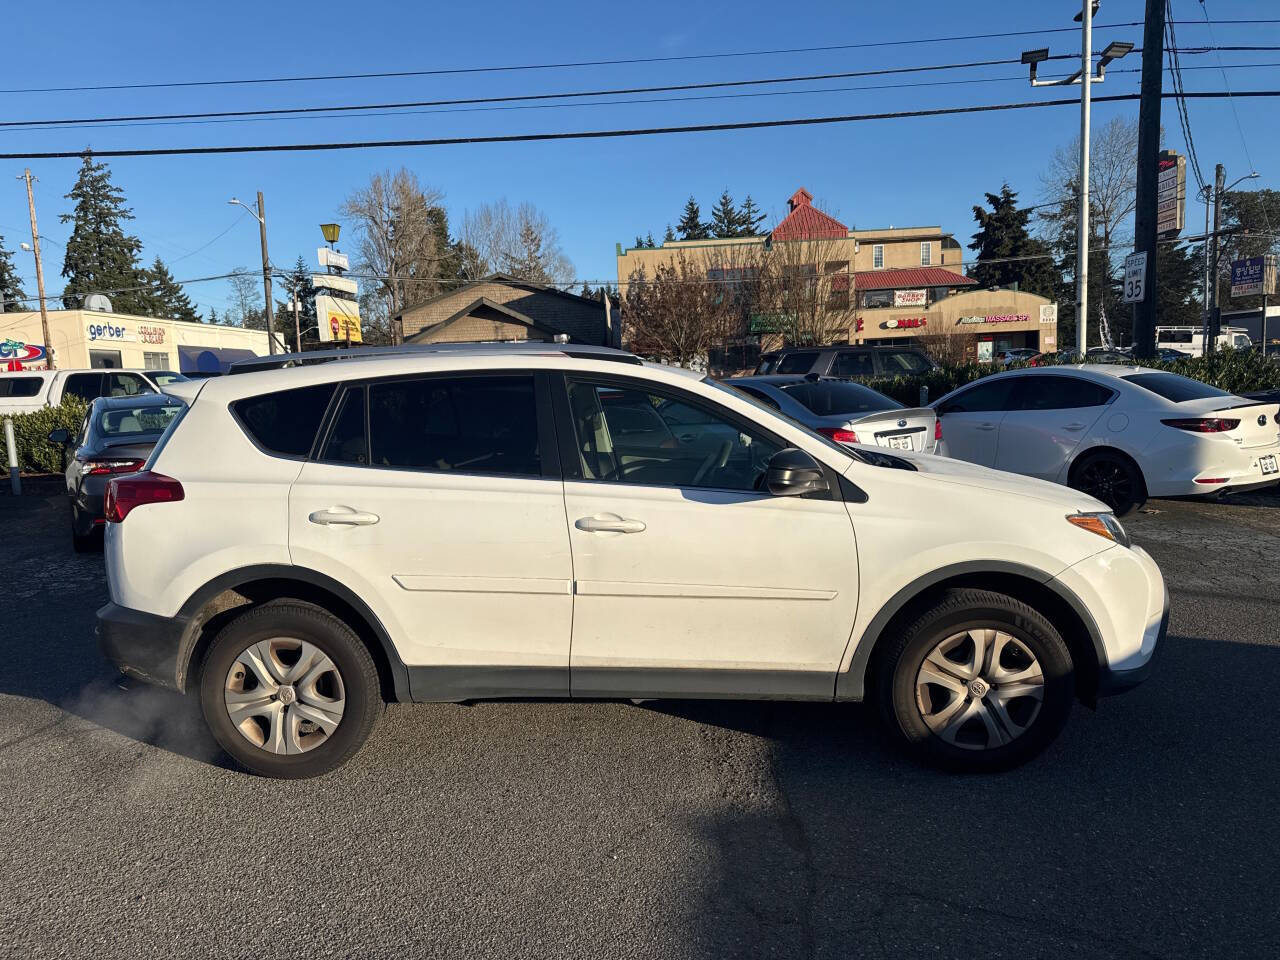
[881,435,913,451]
[1261,454,1278,476]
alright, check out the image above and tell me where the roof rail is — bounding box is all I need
[226,341,641,374]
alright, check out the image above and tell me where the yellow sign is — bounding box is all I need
[316,294,362,344]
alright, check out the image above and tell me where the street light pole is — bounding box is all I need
[229,194,277,355]
[20,169,54,369]
[1076,0,1093,353]
[1201,167,1258,355]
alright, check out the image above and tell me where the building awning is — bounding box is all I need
[178,345,260,374]
[853,267,977,291]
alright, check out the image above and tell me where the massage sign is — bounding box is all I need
[956,314,1030,326]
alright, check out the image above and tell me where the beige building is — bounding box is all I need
[394,273,612,346]
[616,188,1056,362]
[0,309,279,373]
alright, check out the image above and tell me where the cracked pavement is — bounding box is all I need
[0,488,1276,959]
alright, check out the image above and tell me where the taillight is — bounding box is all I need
[1161,417,1240,433]
[934,419,943,442]
[104,471,184,523]
[818,427,860,445]
[79,457,145,476]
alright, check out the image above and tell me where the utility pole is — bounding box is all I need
[20,169,54,370]
[291,288,302,353]
[255,191,277,354]
[1207,163,1225,353]
[1130,0,1164,359]
[1075,0,1093,354]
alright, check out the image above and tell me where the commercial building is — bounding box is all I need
[394,273,613,346]
[0,309,280,373]
[615,188,1057,364]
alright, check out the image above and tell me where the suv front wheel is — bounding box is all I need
[876,588,1075,772]
[199,600,382,779]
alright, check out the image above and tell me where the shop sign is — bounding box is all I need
[138,324,167,345]
[86,320,134,342]
[316,294,363,344]
[1156,150,1185,238]
[1039,304,1058,324]
[883,317,927,329]
[957,314,1030,325]
[1230,256,1276,298]
[1,339,47,370]
[893,289,927,307]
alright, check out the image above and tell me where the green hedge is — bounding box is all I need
[863,348,1280,406]
[1,398,88,475]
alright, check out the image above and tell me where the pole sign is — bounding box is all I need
[317,247,350,272]
[1230,256,1277,298]
[1156,150,1186,238]
[1123,251,1148,304]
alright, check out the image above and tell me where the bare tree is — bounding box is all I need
[623,251,738,368]
[341,168,453,322]
[226,268,263,327]
[462,199,574,286]
[755,235,856,346]
[916,329,976,366]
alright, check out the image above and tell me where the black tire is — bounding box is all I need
[1069,450,1146,516]
[875,588,1075,773]
[199,600,381,779]
[70,507,99,553]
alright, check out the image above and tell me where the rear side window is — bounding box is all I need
[368,375,540,476]
[939,378,1016,414]
[781,381,901,415]
[1122,371,1232,403]
[0,377,43,398]
[880,351,931,375]
[775,351,819,374]
[832,351,875,378]
[1012,375,1114,411]
[234,383,335,457]
[322,387,368,465]
[62,373,104,402]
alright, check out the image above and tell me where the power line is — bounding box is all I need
[2,89,1278,161]
[1167,3,1207,193]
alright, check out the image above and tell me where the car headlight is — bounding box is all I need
[1066,512,1130,548]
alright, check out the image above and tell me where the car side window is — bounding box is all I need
[938,378,1016,414]
[62,373,104,403]
[1012,375,1115,411]
[107,373,154,397]
[832,351,875,378]
[0,377,43,398]
[775,351,819,374]
[368,375,540,476]
[321,387,368,465]
[565,379,781,492]
[881,351,930,375]
[234,383,336,458]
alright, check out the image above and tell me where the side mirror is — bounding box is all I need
[766,448,828,497]
[48,429,70,445]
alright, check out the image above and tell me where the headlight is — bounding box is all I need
[1066,512,1130,548]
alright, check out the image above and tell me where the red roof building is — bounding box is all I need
[852,267,978,291]
[769,188,849,241]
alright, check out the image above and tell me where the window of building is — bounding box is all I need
[233,383,336,458]
[368,375,540,476]
[143,351,171,371]
[920,242,932,266]
[861,290,894,309]
[89,349,122,368]
[872,244,884,269]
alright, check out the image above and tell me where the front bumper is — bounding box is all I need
[1096,594,1169,696]
[96,601,189,691]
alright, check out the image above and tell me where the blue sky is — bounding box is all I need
[1,0,1276,318]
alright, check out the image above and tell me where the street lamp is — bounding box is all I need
[1200,169,1260,352]
[1022,1,1133,353]
[228,193,277,354]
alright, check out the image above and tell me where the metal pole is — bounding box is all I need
[256,191,276,355]
[1076,0,1093,353]
[4,418,20,496]
[1207,164,1225,353]
[292,292,302,353]
[1130,0,1164,359]
[22,170,54,370]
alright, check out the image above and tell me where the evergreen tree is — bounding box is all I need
[663,224,676,244]
[968,184,1058,300]
[275,257,319,347]
[0,234,26,312]
[710,190,740,239]
[1155,241,1201,328]
[676,197,710,241]
[206,306,219,324]
[143,257,199,322]
[579,282,596,299]
[738,195,766,236]
[645,231,655,248]
[59,156,146,312]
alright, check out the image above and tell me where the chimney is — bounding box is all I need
[788,188,813,212]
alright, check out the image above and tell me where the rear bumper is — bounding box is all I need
[96,601,188,691]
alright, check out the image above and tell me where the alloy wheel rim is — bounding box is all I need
[223,638,346,755]
[914,628,1045,751]
[1079,460,1131,508]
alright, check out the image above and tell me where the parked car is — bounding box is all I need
[50,394,185,551]
[0,368,186,415]
[98,343,1166,778]
[1085,347,1133,364]
[1157,348,1191,362]
[934,365,1280,514]
[996,348,1040,367]
[753,345,935,379]
[726,375,942,454]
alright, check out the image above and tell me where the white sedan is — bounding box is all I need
[934,365,1280,513]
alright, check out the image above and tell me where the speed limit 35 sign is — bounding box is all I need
[1123,251,1148,304]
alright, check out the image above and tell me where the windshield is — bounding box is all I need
[97,403,184,437]
[780,380,901,415]
[706,377,854,459]
[149,370,190,386]
[1121,372,1233,403]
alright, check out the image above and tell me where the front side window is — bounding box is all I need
[234,383,336,457]
[1012,375,1114,411]
[832,351,875,378]
[938,378,1016,414]
[62,373,104,403]
[368,375,540,476]
[107,373,154,397]
[775,351,819,374]
[566,379,781,491]
[880,351,931,375]
[873,244,884,269]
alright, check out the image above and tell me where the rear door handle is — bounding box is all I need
[1064,422,1087,431]
[309,506,380,526]
[976,422,997,431]
[576,515,646,534]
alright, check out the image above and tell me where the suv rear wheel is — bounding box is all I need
[199,600,382,779]
[876,588,1074,772]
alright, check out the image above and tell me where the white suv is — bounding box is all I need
[97,344,1167,778]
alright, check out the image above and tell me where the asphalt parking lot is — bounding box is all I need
[1,486,1277,960]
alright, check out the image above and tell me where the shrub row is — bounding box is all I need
[1,398,88,475]
[861,348,1280,406]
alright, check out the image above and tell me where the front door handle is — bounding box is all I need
[1063,422,1087,431]
[309,506,380,526]
[976,422,997,431]
[576,514,646,534]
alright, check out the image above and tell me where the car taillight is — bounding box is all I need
[818,427,860,445]
[104,471,184,523]
[934,419,943,442]
[80,457,145,476]
[1161,417,1240,433]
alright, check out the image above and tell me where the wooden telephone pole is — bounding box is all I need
[20,169,54,369]
[1130,0,1165,359]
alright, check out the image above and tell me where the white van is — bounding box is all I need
[1155,325,1252,358]
[0,368,187,416]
